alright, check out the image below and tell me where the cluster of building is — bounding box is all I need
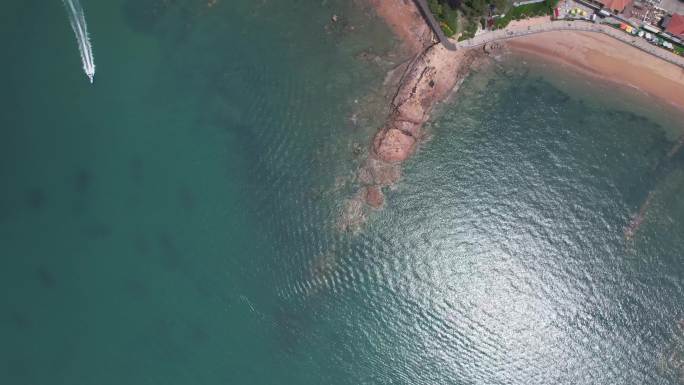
[551,0,684,54]
[590,0,684,43]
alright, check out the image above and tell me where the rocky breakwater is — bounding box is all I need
[338,40,493,232]
[373,45,456,163]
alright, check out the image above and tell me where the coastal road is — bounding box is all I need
[412,0,458,51]
[454,19,684,69]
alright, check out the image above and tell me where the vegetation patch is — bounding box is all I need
[428,0,508,38]
[492,0,557,29]
[427,0,460,37]
[674,44,684,56]
[428,0,559,38]
[459,21,479,41]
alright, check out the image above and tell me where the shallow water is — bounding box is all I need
[1,1,684,384]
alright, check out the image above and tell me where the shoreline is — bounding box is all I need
[506,30,684,113]
[340,4,684,232]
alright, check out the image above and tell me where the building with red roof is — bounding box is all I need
[597,0,632,13]
[665,13,684,38]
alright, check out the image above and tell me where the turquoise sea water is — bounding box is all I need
[1,1,684,384]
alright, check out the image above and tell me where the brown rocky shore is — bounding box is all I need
[339,0,495,232]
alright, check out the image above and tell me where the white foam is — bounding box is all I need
[63,0,95,84]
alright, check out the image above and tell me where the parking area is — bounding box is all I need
[557,0,596,20]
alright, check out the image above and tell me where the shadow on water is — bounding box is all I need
[71,168,93,213]
[82,222,112,240]
[9,311,33,330]
[125,278,149,299]
[35,266,56,289]
[25,188,45,210]
[177,184,195,212]
[187,322,209,345]
[158,232,184,271]
[4,357,28,382]
[74,168,92,195]
[129,156,144,184]
[133,233,151,255]
[0,201,8,222]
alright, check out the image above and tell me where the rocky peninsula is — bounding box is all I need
[339,0,494,232]
[338,0,684,233]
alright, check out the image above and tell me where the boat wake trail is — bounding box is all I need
[62,0,95,83]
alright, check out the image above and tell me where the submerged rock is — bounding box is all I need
[338,196,367,233]
[357,158,401,186]
[364,186,384,209]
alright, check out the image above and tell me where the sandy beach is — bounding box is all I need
[507,31,684,112]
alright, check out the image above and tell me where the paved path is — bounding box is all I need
[455,20,684,69]
[412,0,458,51]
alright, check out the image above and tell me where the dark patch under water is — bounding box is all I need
[1,0,683,384]
[24,188,45,210]
[82,222,112,239]
[157,232,185,271]
[35,266,56,289]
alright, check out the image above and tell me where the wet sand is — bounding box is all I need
[507,31,684,112]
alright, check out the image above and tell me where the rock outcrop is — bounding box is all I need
[364,186,385,209]
[338,1,493,233]
[373,128,416,162]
